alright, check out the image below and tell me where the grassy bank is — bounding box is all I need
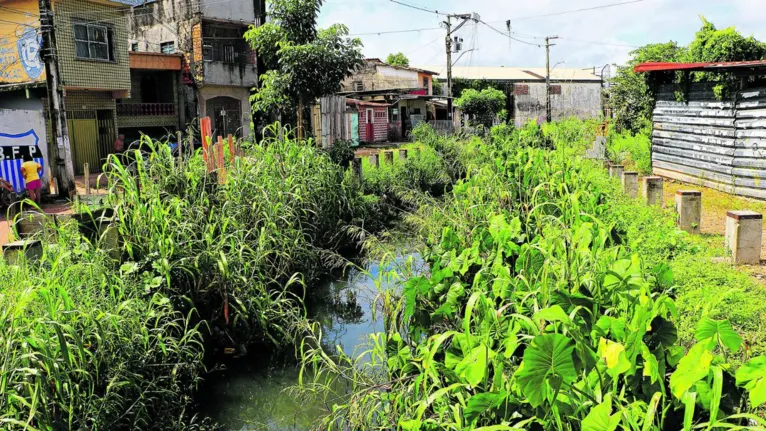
[299,120,766,430]
[0,123,457,429]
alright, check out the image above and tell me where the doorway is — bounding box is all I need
[207,96,242,138]
[366,108,374,142]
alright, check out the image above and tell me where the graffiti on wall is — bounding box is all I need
[0,129,45,192]
[0,0,45,84]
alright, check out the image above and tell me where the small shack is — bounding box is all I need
[347,99,389,143]
[636,60,766,199]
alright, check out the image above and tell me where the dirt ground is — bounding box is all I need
[0,175,103,247]
[658,178,766,281]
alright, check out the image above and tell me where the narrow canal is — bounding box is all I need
[199,252,425,430]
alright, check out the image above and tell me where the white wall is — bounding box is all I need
[203,62,258,88]
[200,1,255,23]
[0,109,51,191]
[514,82,601,126]
[198,86,252,136]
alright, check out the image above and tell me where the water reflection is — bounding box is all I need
[200,253,425,430]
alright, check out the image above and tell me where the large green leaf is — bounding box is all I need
[695,318,742,353]
[515,334,577,407]
[582,395,620,431]
[670,342,713,400]
[735,355,766,407]
[598,338,631,377]
[456,345,489,387]
[533,305,571,326]
[464,391,507,425]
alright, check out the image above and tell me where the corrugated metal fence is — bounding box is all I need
[652,83,766,199]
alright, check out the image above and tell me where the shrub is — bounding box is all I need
[327,139,355,168]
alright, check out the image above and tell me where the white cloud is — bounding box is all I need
[317,0,764,70]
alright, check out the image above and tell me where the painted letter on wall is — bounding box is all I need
[0,0,45,84]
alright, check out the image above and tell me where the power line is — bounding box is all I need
[477,19,542,47]
[388,0,448,16]
[490,0,645,22]
[349,27,441,36]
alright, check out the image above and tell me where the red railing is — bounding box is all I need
[117,103,175,116]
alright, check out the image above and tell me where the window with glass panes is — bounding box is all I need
[160,41,175,54]
[73,23,114,61]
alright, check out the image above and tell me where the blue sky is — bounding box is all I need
[318,0,765,75]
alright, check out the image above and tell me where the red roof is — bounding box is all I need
[634,60,766,73]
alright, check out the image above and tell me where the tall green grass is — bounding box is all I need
[0,221,207,429]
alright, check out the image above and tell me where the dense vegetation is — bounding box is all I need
[4,119,766,430]
[298,120,766,430]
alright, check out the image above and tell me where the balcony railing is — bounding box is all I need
[117,103,176,117]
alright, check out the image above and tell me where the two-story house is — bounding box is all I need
[127,0,265,137]
[0,0,131,192]
[339,58,439,140]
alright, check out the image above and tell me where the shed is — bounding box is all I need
[635,60,766,199]
[347,99,389,143]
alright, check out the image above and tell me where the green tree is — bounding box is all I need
[386,52,410,67]
[455,88,506,128]
[245,0,364,134]
[608,18,766,133]
[608,42,686,133]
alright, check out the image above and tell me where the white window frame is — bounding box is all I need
[160,41,175,54]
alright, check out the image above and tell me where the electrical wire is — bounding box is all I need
[349,27,441,36]
[477,19,542,47]
[387,0,448,16]
[488,0,645,22]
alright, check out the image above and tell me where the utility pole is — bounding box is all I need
[38,0,75,197]
[545,36,559,123]
[444,13,479,122]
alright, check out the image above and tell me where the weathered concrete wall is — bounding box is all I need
[341,62,420,91]
[128,0,198,54]
[200,0,256,23]
[203,62,258,88]
[198,86,251,136]
[513,82,602,126]
[0,108,51,191]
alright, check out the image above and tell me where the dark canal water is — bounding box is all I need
[199,252,425,430]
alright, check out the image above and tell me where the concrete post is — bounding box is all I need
[675,190,702,234]
[2,239,42,265]
[642,176,664,207]
[352,157,363,182]
[609,164,624,179]
[725,210,763,265]
[384,151,394,164]
[369,153,379,168]
[84,162,90,195]
[622,171,639,198]
[399,149,408,160]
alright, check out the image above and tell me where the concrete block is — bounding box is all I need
[642,176,664,207]
[384,151,394,164]
[399,149,408,160]
[675,190,702,234]
[352,157,363,182]
[15,211,51,238]
[622,171,639,198]
[585,136,606,160]
[609,164,624,179]
[369,154,379,168]
[725,210,763,265]
[3,239,42,265]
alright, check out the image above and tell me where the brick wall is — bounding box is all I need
[358,106,388,143]
[53,0,131,92]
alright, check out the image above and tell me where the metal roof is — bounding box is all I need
[634,60,766,73]
[411,66,602,82]
[364,59,439,76]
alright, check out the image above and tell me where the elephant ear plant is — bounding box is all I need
[296,131,766,431]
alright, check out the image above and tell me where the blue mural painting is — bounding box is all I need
[0,129,45,192]
[17,27,43,80]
